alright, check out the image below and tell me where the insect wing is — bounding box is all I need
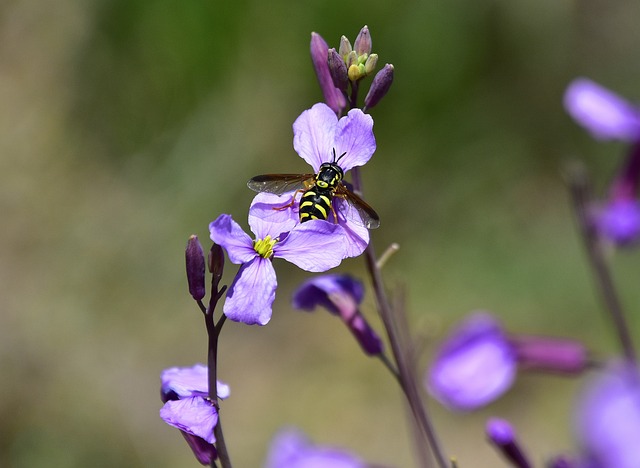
[335,184,380,229]
[247,174,314,195]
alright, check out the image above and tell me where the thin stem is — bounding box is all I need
[350,166,448,468]
[566,162,637,363]
[377,352,401,384]
[204,278,232,468]
[349,80,359,109]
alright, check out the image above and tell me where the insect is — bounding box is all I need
[247,149,380,229]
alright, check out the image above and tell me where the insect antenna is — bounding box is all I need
[331,148,348,164]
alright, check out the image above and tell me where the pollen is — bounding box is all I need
[253,235,276,258]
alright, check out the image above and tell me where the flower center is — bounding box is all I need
[253,235,276,259]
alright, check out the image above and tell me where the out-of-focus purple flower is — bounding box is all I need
[160,364,230,465]
[486,418,532,468]
[265,428,366,468]
[595,199,640,246]
[209,193,348,325]
[574,362,640,468]
[310,32,346,114]
[564,78,640,141]
[426,312,517,410]
[292,274,383,355]
[291,102,376,257]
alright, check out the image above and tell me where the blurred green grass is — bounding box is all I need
[2,0,640,466]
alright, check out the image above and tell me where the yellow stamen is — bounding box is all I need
[253,235,276,259]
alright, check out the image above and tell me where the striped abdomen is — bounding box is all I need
[299,187,334,223]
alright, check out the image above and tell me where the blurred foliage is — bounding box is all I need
[2,0,640,466]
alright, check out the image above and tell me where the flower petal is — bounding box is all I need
[179,430,217,465]
[335,197,370,258]
[293,103,338,172]
[209,214,256,264]
[265,428,365,468]
[292,274,364,314]
[596,199,640,246]
[223,257,276,325]
[160,397,218,444]
[575,363,640,468]
[248,192,299,239]
[427,312,517,410]
[275,220,347,272]
[161,364,231,401]
[333,108,376,171]
[564,78,640,141]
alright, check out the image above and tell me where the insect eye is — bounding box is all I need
[317,181,328,188]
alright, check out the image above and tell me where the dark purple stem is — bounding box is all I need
[205,283,232,468]
[567,162,637,363]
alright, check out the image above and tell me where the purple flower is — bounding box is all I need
[595,199,640,246]
[209,193,349,325]
[292,274,383,355]
[289,102,376,257]
[426,312,517,410]
[574,362,640,468]
[265,428,366,468]
[564,78,640,141]
[160,364,230,465]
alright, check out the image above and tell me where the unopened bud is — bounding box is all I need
[486,418,532,468]
[364,54,378,76]
[364,63,394,110]
[348,64,361,82]
[338,35,352,57]
[354,25,372,56]
[186,235,206,301]
[345,50,358,69]
[328,48,348,92]
[511,335,589,374]
[310,32,346,113]
[208,243,225,291]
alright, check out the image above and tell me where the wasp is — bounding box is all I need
[247,149,380,229]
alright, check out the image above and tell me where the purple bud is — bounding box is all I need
[310,32,346,114]
[354,26,372,56]
[186,235,206,301]
[292,275,383,356]
[208,243,225,290]
[328,48,348,92]
[609,143,640,201]
[338,35,352,57]
[547,455,580,468]
[486,418,532,468]
[511,335,589,375]
[364,64,394,110]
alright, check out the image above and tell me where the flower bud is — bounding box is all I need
[364,64,394,110]
[327,48,348,92]
[364,53,378,76]
[348,64,360,82]
[208,243,225,291]
[354,25,372,56]
[186,235,206,301]
[511,335,589,374]
[486,418,532,468]
[338,35,352,57]
[310,32,346,113]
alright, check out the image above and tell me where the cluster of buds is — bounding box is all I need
[311,25,394,112]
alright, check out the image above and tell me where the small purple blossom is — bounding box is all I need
[292,274,383,355]
[265,428,366,468]
[574,362,640,468]
[209,193,348,325]
[160,364,230,465]
[426,312,517,410]
[564,78,640,141]
[595,199,640,246]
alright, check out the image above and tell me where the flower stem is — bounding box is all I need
[205,282,232,467]
[566,161,637,363]
[351,166,449,468]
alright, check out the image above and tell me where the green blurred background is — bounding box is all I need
[2,0,640,466]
